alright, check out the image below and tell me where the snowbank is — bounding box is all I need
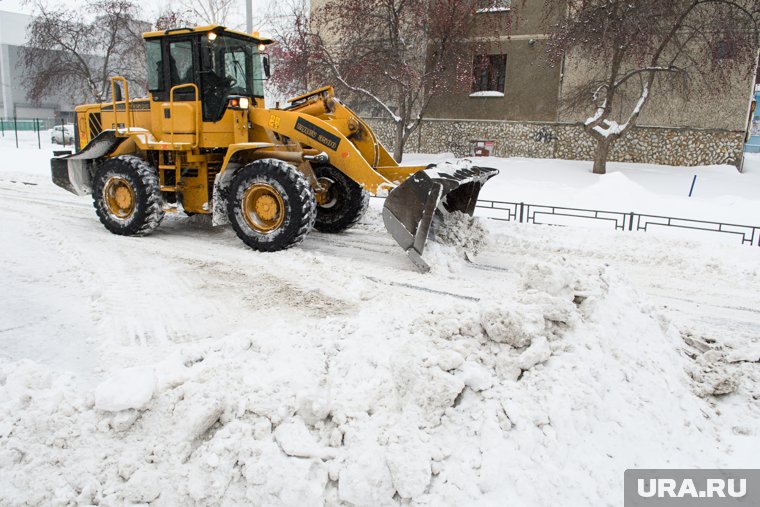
[1,138,758,505]
[0,259,746,506]
[402,153,760,226]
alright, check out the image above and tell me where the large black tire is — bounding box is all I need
[92,155,164,236]
[227,159,316,252]
[313,164,369,233]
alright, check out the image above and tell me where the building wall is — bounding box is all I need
[312,0,756,168]
[426,38,561,122]
[0,10,78,120]
[558,51,756,131]
[426,2,755,129]
[364,117,745,168]
[426,1,565,122]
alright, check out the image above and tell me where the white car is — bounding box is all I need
[50,124,75,145]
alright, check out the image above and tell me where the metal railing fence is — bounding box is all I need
[475,199,760,247]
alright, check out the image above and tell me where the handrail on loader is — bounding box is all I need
[168,83,200,148]
[110,76,131,133]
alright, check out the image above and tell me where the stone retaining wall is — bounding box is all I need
[363,118,746,168]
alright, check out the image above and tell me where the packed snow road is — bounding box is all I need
[1,151,759,506]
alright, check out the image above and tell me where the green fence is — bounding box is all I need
[0,118,74,149]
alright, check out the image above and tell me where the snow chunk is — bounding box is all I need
[297,393,332,426]
[481,304,545,348]
[434,210,490,256]
[392,347,465,427]
[124,467,162,503]
[274,417,337,460]
[517,335,552,370]
[436,350,465,371]
[386,430,432,499]
[456,361,493,391]
[94,367,156,412]
[422,242,464,274]
[521,261,580,300]
[339,445,395,507]
[171,386,224,445]
[726,345,760,363]
[3,360,52,397]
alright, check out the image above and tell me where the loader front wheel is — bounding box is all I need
[93,155,164,236]
[313,164,369,233]
[228,159,316,252]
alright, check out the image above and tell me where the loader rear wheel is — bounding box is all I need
[313,164,369,233]
[93,155,164,236]
[227,159,316,252]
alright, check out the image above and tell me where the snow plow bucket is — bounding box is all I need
[51,130,125,196]
[382,164,498,271]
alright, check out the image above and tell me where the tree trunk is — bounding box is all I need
[393,120,406,163]
[592,138,612,174]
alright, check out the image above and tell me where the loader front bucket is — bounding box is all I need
[382,164,498,271]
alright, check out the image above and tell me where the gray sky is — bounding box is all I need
[0,0,174,18]
[0,0,282,34]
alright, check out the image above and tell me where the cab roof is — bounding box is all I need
[142,25,275,45]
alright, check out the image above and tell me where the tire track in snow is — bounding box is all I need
[4,194,204,347]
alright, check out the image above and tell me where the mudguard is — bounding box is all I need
[51,130,125,196]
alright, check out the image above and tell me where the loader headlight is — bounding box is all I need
[208,32,217,41]
[228,96,250,110]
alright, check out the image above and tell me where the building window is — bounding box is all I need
[471,54,507,97]
[476,0,511,13]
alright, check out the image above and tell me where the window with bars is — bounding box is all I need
[471,54,507,95]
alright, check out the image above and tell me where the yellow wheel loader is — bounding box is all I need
[50,25,497,270]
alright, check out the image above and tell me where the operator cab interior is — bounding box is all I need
[144,26,272,123]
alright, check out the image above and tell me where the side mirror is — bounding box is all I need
[114,83,123,102]
[262,55,271,79]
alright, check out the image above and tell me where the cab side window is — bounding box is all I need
[169,41,195,88]
[146,40,163,91]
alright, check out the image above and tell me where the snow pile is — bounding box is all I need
[419,241,465,274]
[0,259,739,506]
[94,367,158,412]
[422,209,490,273]
[434,210,490,256]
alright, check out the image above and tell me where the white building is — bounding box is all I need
[0,10,77,120]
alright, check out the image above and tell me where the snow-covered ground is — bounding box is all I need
[407,152,760,225]
[1,134,759,506]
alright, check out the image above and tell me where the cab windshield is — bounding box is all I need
[205,34,264,97]
[201,34,265,120]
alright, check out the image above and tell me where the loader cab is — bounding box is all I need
[143,26,273,124]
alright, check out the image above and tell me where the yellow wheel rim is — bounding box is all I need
[316,177,337,208]
[103,177,136,220]
[242,183,286,233]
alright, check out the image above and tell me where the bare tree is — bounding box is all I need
[176,0,235,25]
[272,0,510,162]
[544,0,760,174]
[154,8,194,31]
[266,0,313,97]
[22,0,148,104]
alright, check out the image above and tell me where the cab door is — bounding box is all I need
[161,37,200,136]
